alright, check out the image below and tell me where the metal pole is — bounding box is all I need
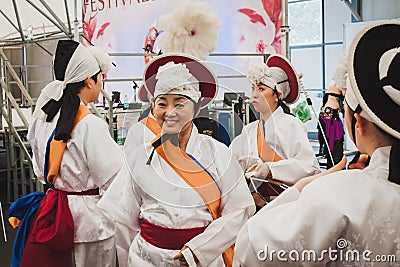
[281,0,290,59]
[299,79,334,165]
[26,0,69,35]
[74,0,80,41]
[38,0,70,34]
[64,0,72,35]
[0,9,20,32]
[0,202,7,242]
[341,0,363,22]
[22,43,28,104]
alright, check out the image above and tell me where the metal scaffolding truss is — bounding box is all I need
[0,0,80,45]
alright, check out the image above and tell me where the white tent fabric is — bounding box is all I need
[0,0,80,42]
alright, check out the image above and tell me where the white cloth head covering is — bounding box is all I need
[154,61,201,102]
[332,52,348,91]
[33,44,112,120]
[344,79,371,120]
[247,63,290,99]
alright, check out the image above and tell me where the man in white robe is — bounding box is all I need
[28,40,123,266]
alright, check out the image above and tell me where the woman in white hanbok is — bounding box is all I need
[230,55,320,208]
[234,21,400,267]
[99,53,255,267]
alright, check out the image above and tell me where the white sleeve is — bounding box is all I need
[186,144,256,266]
[81,117,124,187]
[124,122,154,159]
[229,125,259,171]
[268,120,320,184]
[233,225,262,267]
[97,160,141,267]
[237,186,349,266]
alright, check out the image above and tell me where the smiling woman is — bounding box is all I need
[153,95,195,138]
[98,52,255,267]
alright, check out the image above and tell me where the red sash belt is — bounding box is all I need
[65,188,99,196]
[140,218,206,250]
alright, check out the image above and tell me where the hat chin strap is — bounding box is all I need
[389,141,400,185]
[351,104,362,147]
[350,103,400,186]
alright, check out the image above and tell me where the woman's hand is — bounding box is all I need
[348,153,369,170]
[173,245,198,266]
[294,156,347,192]
[254,163,271,178]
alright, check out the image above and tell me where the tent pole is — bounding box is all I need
[74,0,79,41]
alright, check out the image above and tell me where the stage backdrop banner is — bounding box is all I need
[82,0,282,101]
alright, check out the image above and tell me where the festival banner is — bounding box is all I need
[83,0,282,101]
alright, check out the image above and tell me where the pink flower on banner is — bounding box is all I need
[256,40,266,54]
[82,11,111,48]
[236,1,282,54]
[261,0,282,52]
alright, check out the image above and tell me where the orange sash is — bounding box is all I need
[144,118,234,266]
[257,120,282,163]
[46,105,91,185]
[140,116,161,135]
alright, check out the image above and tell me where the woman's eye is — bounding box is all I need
[258,87,264,91]
[176,103,185,108]
[157,102,167,107]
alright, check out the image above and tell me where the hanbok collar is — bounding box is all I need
[263,106,283,130]
[363,146,391,181]
[184,124,199,155]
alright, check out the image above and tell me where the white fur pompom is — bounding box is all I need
[157,1,221,60]
[86,46,113,73]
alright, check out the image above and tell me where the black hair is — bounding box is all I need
[259,82,293,115]
[51,70,101,141]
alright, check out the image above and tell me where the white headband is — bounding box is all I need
[154,62,201,102]
[345,77,371,120]
[33,44,112,120]
[247,63,290,99]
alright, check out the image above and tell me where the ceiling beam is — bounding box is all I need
[11,0,25,42]
[38,0,70,34]
[0,9,20,33]
[26,0,69,35]
[64,0,72,34]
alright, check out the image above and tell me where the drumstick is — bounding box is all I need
[246,164,258,173]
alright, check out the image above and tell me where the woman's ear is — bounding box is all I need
[275,91,283,102]
[354,113,368,136]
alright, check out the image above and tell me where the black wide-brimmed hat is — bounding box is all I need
[347,20,400,139]
[143,53,217,108]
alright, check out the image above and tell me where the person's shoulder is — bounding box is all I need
[197,132,230,151]
[275,113,306,132]
[75,114,109,132]
[238,120,258,135]
[244,120,259,129]
[302,169,369,199]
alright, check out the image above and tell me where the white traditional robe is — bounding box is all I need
[28,108,123,260]
[230,107,320,184]
[234,146,400,266]
[123,113,157,159]
[98,125,255,267]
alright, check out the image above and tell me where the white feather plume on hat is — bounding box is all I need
[157,1,221,60]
